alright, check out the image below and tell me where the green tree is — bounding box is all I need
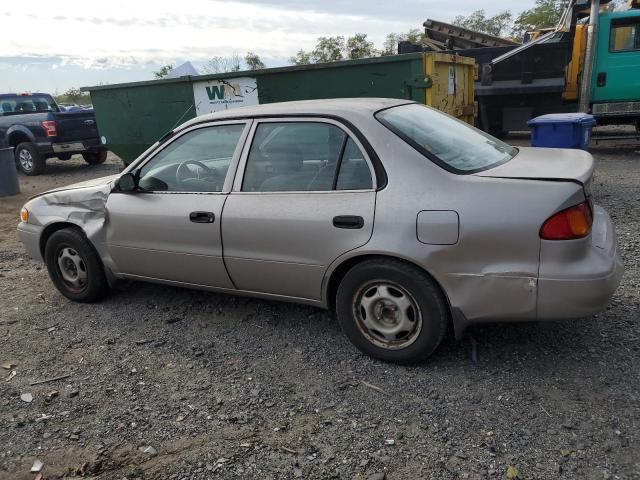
[345,33,377,59]
[153,64,173,79]
[245,51,265,70]
[312,36,345,63]
[289,49,312,65]
[512,0,568,39]
[452,9,513,37]
[380,29,425,56]
[56,88,90,104]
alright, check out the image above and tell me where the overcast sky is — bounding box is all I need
[0,0,537,93]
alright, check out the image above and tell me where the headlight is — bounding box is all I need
[20,207,28,223]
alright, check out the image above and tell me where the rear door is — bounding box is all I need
[221,118,377,301]
[105,120,250,288]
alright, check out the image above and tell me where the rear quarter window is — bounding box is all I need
[376,103,517,174]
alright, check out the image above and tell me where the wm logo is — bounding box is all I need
[206,85,225,100]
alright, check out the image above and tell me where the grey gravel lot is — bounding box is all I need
[0,138,639,480]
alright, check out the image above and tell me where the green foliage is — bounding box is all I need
[512,0,568,39]
[55,87,90,104]
[312,36,345,63]
[245,51,266,70]
[289,49,313,65]
[452,9,513,37]
[381,29,425,56]
[345,33,377,60]
[153,64,173,79]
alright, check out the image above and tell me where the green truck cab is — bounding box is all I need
[592,9,640,119]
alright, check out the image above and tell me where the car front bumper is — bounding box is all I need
[537,205,624,320]
[17,222,44,262]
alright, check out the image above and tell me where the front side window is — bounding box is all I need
[242,122,372,192]
[610,19,640,52]
[376,103,517,174]
[138,124,244,192]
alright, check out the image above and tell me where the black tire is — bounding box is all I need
[44,228,109,302]
[57,153,72,160]
[335,259,449,364]
[14,142,46,175]
[82,150,107,165]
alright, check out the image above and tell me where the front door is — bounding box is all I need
[222,119,377,301]
[592,15,640,103]
[106,121,249,288]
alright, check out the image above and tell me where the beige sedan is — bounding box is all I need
[17,99,623,363]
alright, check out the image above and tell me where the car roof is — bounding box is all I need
[180,98,413,129]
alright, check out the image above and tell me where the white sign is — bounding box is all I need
[193,77,259,116]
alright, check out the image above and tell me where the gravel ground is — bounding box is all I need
[0,140,638,480]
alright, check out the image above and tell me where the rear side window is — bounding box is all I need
[376,104,516,174]
[242,122,373,192]
[0,95,58,115]
[610,19,640,52]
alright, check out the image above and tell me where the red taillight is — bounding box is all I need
[41,120,57,137]
[540,201,593,240]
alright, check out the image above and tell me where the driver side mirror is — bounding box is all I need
[115,172,138,192]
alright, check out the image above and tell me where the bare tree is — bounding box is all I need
[202,55,242,74]
[245,51,265,70]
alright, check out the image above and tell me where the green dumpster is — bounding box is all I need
[84,53,476,164]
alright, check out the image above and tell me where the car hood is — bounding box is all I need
[473,147,594,185]
[31,174,119,199]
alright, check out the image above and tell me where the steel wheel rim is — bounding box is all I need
[56,247,87,292]
[352,280,422,350]
[18,149,33,171]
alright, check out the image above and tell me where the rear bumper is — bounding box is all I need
[537,205,623,320]
[17,222,43,262]
[36,137,105,157]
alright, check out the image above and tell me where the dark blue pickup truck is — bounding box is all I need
[0,92,107,175]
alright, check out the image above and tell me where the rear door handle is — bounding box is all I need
[333,215,364,229]
[597,72,607,87]
[189,211,215,223]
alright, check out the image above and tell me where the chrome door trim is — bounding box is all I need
[231,116,377,193]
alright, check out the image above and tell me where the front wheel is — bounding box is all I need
[44,228,109,302]
[82,150,107,165]
[335,259,449,364]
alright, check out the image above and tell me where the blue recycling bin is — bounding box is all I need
[527,113,596,150]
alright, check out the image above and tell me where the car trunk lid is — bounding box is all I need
[53,110,100,142]
[473,146,594,185]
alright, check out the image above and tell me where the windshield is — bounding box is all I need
[376,104,517,173]
[0,95,59,116]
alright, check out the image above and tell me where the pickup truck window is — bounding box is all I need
[0,95,58,116]
[610,19,640,52]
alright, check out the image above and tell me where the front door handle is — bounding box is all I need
[189,211,215,223]
[597,72,607,87]
[333,215,364,229]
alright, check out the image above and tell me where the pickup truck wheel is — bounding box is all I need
[335,259,449,364]
[44,228,109,302]
[57,154,72,160]
[82,150,107,165]
[15,142,46,175]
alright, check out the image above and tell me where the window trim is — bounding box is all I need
[121,119,251,195]
[231,117,377,194]
[608,18,640,53]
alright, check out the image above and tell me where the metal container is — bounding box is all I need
[85,53,477,164]
[0,147,20,197]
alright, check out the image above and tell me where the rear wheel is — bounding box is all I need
[82,150,107,165]
[44,228,109,302]
[57,153,72,161]
[335,259,449,363]
[15,142,46,175]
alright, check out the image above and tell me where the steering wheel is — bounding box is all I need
[176,160,216,183]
